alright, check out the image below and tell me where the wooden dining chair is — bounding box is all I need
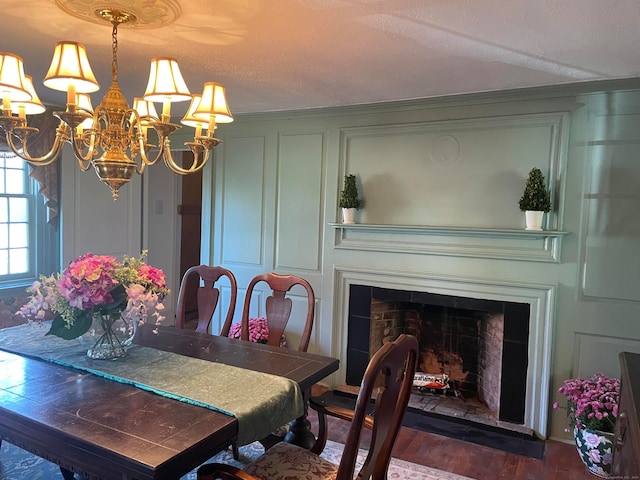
[240,272,315,352]
[175,265,238,335]
[222,272,315,459]
[196,333,419,480]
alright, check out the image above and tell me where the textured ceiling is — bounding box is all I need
[3,0,640,117]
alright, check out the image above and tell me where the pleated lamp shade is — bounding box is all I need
[143,58,191,103]
[193,82,233,124]
[43,42,100,93]
[0,53,32,102]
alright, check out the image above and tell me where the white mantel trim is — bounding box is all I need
[332,265,556,439]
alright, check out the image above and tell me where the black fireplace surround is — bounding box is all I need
[346,284,530,424]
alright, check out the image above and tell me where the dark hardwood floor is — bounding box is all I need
[309,386,593,480]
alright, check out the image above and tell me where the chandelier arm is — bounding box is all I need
[126,109,164,171]
[135,132,165,168]
[76,155,94,171]
[132,143,148,176]
[162,145,210,175]
[4,122,68,166]
[69,127,100,167]
[69,139,97,171]
[137,148,163,168]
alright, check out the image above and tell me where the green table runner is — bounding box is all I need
[0,323,304,445]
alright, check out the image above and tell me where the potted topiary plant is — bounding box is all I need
[339,174,361,224]
[518,167,551,231]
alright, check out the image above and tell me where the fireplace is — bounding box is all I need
[346,285,530,426]
[334,268,554,438]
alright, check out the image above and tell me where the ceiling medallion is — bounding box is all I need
[54,0,181,29]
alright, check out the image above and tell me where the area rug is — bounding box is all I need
[0,439,473,480]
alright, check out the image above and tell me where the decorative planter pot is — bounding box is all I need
[524,210,545,230]
[342,208,357,224]
[573,424,614,478]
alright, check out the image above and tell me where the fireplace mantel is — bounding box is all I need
[329,223,569,238]
[329,223,569,262]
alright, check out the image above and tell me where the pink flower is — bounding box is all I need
[19,276,59,321]
[122,284,166,326]
[138,264,167,290]
[556,373,620,433]
[228,317,287,347]
[57,253,119,309]
[125,283,146,301]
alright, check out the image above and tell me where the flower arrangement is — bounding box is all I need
[19,251,169,340]
[553,372,620,433]
[228,317,287,348]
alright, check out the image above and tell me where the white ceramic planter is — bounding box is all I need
[342,208,356,224]
[525,210,544,231]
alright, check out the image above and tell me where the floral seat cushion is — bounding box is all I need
[243,442,338,480]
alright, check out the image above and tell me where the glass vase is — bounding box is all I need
[86,314,127,360]
[573,424,614,478]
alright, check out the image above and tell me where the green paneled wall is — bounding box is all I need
[202,81,640,441]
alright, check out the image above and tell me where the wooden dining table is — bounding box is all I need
[0,323,339,480]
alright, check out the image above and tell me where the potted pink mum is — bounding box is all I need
[228,317,287,348]
[553,373,620,478]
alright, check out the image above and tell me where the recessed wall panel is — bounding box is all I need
[222,137,265,265]
[582,113,640,302]
[276,133,323,271]
[573,332,640,379]
[73,164,140,259]
[341,114,564,228]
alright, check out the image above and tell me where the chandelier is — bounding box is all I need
[0,8,233,200]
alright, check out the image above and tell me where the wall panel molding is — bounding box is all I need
[276,132,325,272]
[338,112,568,230]
[221,136,267,266]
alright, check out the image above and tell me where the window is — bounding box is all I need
[0,152,58,293]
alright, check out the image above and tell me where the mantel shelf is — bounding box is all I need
[329,223,570,239]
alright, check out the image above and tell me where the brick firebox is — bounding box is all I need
[347,284,530,426]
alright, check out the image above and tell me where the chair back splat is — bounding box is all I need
[339,334,419,479]
[241,273,315,352]
[175,265,238,335]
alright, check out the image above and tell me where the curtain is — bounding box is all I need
[0,110,60,225]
